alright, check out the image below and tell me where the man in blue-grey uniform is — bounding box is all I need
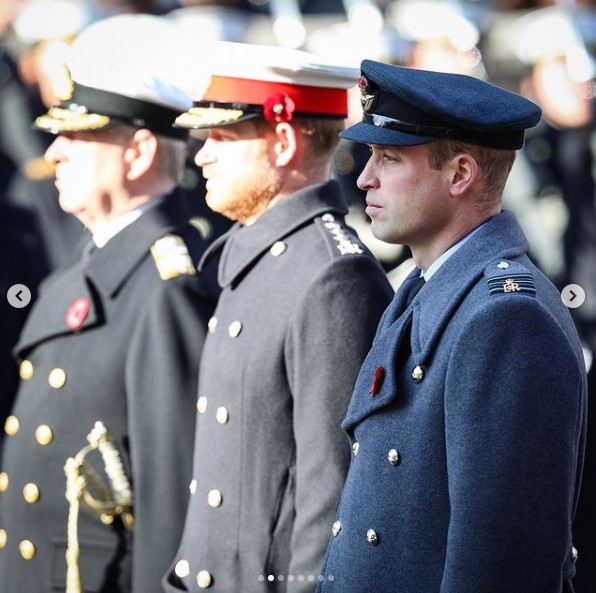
[0,15,217,593]
[316,61,587,593]
[162,42,393,593]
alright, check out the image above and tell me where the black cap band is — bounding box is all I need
[60,82,188,140]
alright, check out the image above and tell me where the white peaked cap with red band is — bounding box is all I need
[173,40,360,129]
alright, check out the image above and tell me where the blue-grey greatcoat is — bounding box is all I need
[163,180,394,593]
[0,193,218,593]
[317,210,587,593]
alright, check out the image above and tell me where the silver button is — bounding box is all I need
[387,449,400,465]
[366,529,379,545]
[228,321,242,337]
[189,479,197,495]
[208,317,217,333]
[175,559,190,578]
[207,489,222,508]
[411,366,424,383]
[352,442,360,456]
[321,213,335,222]
[197,396,208,414]
[332,521,342,537]
[497,261,510,269]
[216,407,229,425]
[197,570,213,588]
[270,241,287,257]
[572,546,578,564]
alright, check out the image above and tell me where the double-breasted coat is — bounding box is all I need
[316,210,587,593]
[0,193,218,593]
[163,181,394,593]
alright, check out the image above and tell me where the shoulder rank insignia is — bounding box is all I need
[151,234,196,280]
[320,213,364,256]
[485,260,536,297]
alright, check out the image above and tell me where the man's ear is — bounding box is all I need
[125,129,158,181]
[449,153,478,196]
[272,122,298,167]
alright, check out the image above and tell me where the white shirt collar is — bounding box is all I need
[92,197,164,248]
[422,221,487,281]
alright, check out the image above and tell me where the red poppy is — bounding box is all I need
[263,93,296,123]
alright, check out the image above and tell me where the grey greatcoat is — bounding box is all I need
[316,210,587,593]
[163,180,394,593]
[0,193,218,593]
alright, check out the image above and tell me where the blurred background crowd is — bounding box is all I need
[1,0,595,590]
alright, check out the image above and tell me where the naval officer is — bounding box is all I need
[0,14,217,593]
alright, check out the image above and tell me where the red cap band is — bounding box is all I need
[202,75,349,117]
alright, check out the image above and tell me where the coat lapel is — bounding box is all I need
[16,192,193,354]
[214,181,348,288]
[343,210,530,430]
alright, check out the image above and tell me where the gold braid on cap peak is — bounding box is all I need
[35,107,111,134]
[174,106,245,129]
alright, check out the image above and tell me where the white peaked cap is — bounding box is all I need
[34,13,192,137]
[66,13,191,112]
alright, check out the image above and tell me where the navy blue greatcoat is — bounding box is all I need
[0,193,218,593]
[163,180,394,593]
[317,210,587,593]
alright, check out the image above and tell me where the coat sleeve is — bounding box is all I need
[125,276,213,593]
[285,256,393,593]
[442,297,586,593]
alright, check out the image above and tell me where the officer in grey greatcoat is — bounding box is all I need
[316,61,587,593]
[162,42,394,593]
[0,15,218,593]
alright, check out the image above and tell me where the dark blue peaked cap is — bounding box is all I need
[341,60,542,149]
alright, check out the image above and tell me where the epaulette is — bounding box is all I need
[484,259,536,297]
[150,234,196,280]
[318,213,365,256]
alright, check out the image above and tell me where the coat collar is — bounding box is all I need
[84,189,194,297]
[342,210,530,432]
[15,191,195,354]
[199,180,347,288]
[410,210,529,364]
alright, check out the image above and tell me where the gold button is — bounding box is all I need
[0,529,6,549]
[197,570,213,588]
[228,321,242,338]
[411,365,424,383]
[19,360,34,380]
[216,407,229,425]
[0,472,8,492]
[197,396,208,414]
[207,489,222,508]
[352,442,360,456]
[189,479,197,495]
[23,483,40,504]
[208,317,217,333]
[19,539,36,559]
[387,449,400,466]
[35,425,53,445]
[270,241,287,257]
[366,529,379,545]
[332,520,342,537]
[4,415,19,436]
[48,368,66,389]
[175,559,190,578]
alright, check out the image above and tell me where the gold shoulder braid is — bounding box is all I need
[64,422,134,593]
